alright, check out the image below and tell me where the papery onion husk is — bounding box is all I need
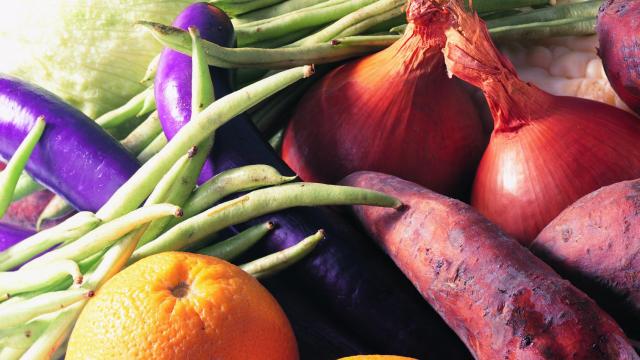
[281,0,487,200]
[596,0,640,115]
[443,0,640,245]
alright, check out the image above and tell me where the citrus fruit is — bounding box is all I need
[66,251,298,359]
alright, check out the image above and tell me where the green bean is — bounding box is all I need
[20,301,85,360]
[333,5,404,39]
[140,53,161,85]
[142,22,396,69]
[0,346,28,359]
[138,29,215,248]
[11,172,43,202]
[0,212,101,272]
[0,319,49,351]
[181,165,296,221]
[292,0,403,46]
[24,204,181,268]
[136,132,168,163]
[0,116,45,218]
[211,0,285,16]
[486,0,599,28]
[251,27,320,49]
[235,0,377,45]
[235,0,349,28]
[145,154,191,206]
[0,289,90,330]
[489,16,596,41]
[389,24,406,34]
[469,0,551,13]
[251,80,315,134]
[241,229,323,277]
[121,111,163,155]
[197,222,273,260]
[232,0,328,25]
[95,86,155,128]
[0,260,81,296]
[96,66,312,222]
[131,183,400,261]
[268,128,285,152]
[36,195,73,231]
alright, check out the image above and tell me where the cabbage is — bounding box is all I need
[0,0,193,118]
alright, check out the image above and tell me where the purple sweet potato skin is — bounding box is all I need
[532,179,640,337]
[342,171,639,360]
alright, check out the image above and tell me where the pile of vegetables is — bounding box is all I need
[2,0,640,358]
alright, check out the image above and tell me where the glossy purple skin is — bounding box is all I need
[0,75,140,211]
[0,222,34,251]
[155,4,470,357]
[155,2,235,181]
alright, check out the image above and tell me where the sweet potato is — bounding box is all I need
[531,179,640,338]
[341,171,638,360]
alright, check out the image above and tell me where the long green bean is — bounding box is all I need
[470,0,551,13]
[11,172,43,202]
[197,222,273,260]
[142,22,397,69]
[95,86,155,128]
[235,0,351,29]
[121,111,163,155]
[486,0,599,28]
[240,229,323,277]
[0,318,50,351]
[0,212,101,272]
[211,0,285,16]
[0,117,45,218]
[0,260,81,296]
[36,195,73,231]
[235,0,377,45]
[140,53,161,85]
[0,289,90,330]
[130,183,400,261]
[96,65,312,221]
[136,133,168,163]
[24,204,180,268]
[489,16,596,41]
[292,0,403,46]
[232,0,328,25]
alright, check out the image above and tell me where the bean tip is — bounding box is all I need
[86,290,95,298]
[394,202,406,211]
[266,221,275,230]
[331,39,341,46]
[317,229,326,239]
[76,275,84,284]
[303,65,315,78]
[175,208,184,218]
[187,146,198,158]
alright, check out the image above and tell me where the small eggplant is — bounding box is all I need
[0,75,140,211]
[154,3,470,358]
[0,222,34,251]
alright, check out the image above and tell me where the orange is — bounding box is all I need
[339,356,418,360]
[66,252,298,360]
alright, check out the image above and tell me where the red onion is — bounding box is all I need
[281,0,487,199]
[442,1,640,245]
[597,0,640,115]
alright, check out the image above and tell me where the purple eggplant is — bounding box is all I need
[0,222,34,251]
[154,3,470,358]
[0,75,140,211]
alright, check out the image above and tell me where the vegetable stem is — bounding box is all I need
[0,116,45,218]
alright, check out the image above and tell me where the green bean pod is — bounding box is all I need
[11,172,43,202]
[486,0,599,29]
[141,21,397,69]
[0,259,81,296]
[489,16,596,41]
[197,221,273,260]
[96,65,312,221]
[232,0,329,25]
[36,195,73,231]
[95,86,155,129]
[240,229,323,277]
[0,318,50,351]
[211,0,285,16]
[130,182,400,261]
[121,111,163,155]
[0,212,101,271]
[0,289,90,330]
[24,204,181,267]
[0,116,45,218]
[136,132,168,163]
[140,53,161,85]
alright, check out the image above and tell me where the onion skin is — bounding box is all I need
[282,0,486,199]
[531,179,640,338]
[597,0,640,115]
[0,75,140,211]
[342,171,640,360]
[154,3,470,357]
[443,2,640,245]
